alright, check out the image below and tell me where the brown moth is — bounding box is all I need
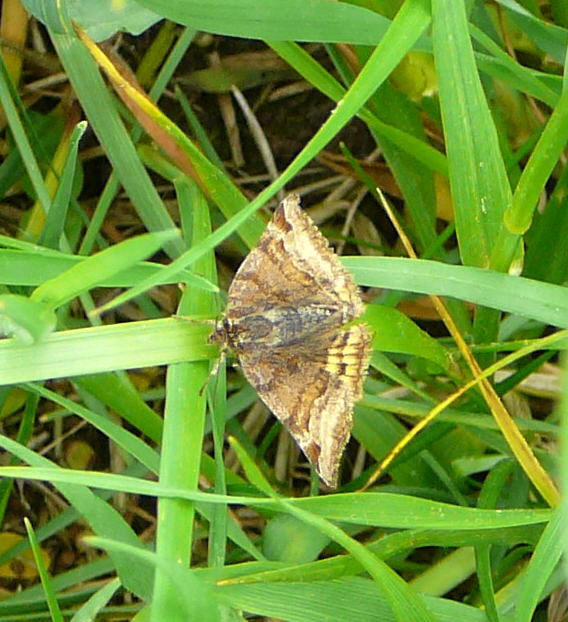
[210,194,372,487]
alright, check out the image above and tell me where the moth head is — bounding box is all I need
[208,317,230,347]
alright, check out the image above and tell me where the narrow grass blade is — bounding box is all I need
[0,318,213,385]
[432,0,514,269]
[23,518,64,622]
[514,508,563,622]
[32,230,180,309]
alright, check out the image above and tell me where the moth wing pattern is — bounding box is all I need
[212,194,373,487]
[225,194,364,321]
[237,323,372,487]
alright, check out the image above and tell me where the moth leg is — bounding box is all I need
[200,346,227,396]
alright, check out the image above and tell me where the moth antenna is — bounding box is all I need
[173,313,217,326]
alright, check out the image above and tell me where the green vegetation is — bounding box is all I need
[0,0,566,620]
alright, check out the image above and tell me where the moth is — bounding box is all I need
[210,194,372,487]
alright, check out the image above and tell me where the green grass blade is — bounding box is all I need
[134,0,391,43]
[0,295,56,344]
[85,536,221,621]
[0,466,552,531]
[152,186,216,620]
[515,508,563,622]
[40,121,87,249]
[215,577,488,622]
[505,88,568,234]
[24,383,160,473]
[498,0,568,62]
[31,230,179,308]
[69,577,121,622]
[0,319,213,385]
[50,32,185,257]
[432,0,514,269]
[364,305,449,370]
[74,373,163,443]
[0,248,213,290]
[0,55,52,212]
[280,501,437,622]
[23,518,64,622]
[344,256,568,328]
